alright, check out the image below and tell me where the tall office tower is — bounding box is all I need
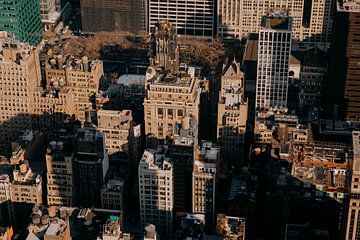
[345,131,360,239]
[149,21,179,73]
[39,0,60,31]
[217,0,334,43]
[97,109,133,155]
[192,141,219,231]
[172,117,197,213]
[335,1,360,122]
[73,128,109,207]
[148,0,215,36]
[80,0,145,33]
[144,66,202,147]
[45,55,103,123]
[0,0,42,45]
[45,140,74,207]
[138,149,173,238]
[10,160,42,204]
[217,59,248,170]
[0,32,41,154]
[256,13,292,111]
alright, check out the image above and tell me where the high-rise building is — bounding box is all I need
[256,12,292,111]
[148,0,215,36]
[46,140,74,207]
[345,131,360,239]
[0,0,42,45]
[172,117,197,213]
[0,32,41,154]
[217,59,248,169]
[45,55,103,123]
[217,0,334,44]
[192,141,219,230]
[338,2,360,122]
[97,109,133,155]
[80,0,145,33]
[138,149,173,238]
[73,128,109,207]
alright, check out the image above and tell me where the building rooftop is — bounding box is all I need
[46,54,101,72]
[260,12,292,31]
[337,0,360,12]
[102,180,124,193]
[0,31,34,64]
[139,148,172,171]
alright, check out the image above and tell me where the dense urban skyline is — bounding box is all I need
[0,0,359,239]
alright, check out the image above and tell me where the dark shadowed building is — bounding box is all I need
[80,0,145,33]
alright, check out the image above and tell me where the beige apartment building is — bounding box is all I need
[45,55,103,123]
[97,109,133,155]
[217,0,334,43]
[10,161,42,204]
[46,141,74,207]
[217,59,248,169]
[0,32,41,153]
[144,66,202,146]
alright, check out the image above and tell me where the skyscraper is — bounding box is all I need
[217,59,248,169]
[256,12,292,111]
[192,141,219,230]
[138,149,173,238]
[148,0,215,36]
[217,0,334,44]
[0,0,42,45]
[0,32,41,154]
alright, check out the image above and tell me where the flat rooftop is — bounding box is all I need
[260,12,292,31]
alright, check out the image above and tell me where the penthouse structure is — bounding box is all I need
[345,131,360,239]
[138,149,173,238]
[0,32,41,154]
[73,128,109,207]
[192,141,219,230]
[46,140,75,207]
[217,0,334,43]
[10,160,42,204]
[217,59,248,169]
[45,55,103,123]
[148,0,215,36]
[97,110,133,155]
[256,12,292,111]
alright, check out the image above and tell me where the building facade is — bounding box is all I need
[46,141,74,207]
[256,13,292,111]
[73,128,109,207]
[0,0,42,45]
[45,55,103,123]
[40,0,60,31]
[345,131,360,239]
[148,0,215,36]
[138,149,173,238]
[0,32,41,154]
[217,59,248,169]
[217,0,334,44]
[97,110,133,155]
[192,141,219,230]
